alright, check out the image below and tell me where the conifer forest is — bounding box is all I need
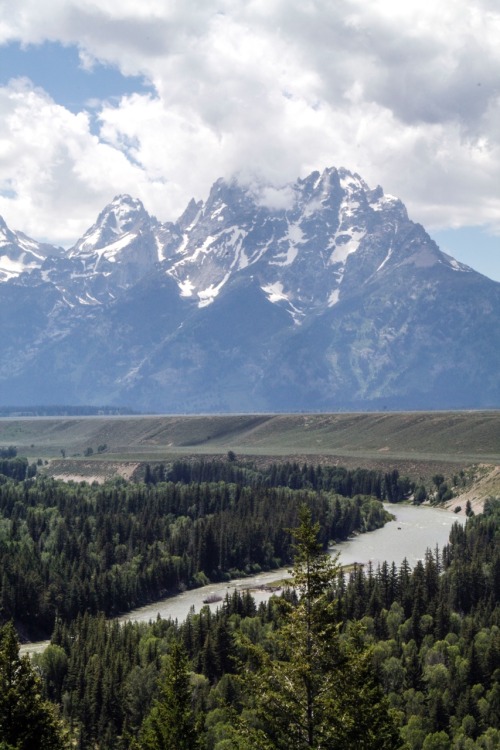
[0,454,499,749]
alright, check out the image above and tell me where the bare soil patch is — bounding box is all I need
[46,460,139,484]
[445,465,500,515]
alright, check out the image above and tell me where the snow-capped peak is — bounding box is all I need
[0,215,59,281]
[69,195,152,257]
[0,166,477,325]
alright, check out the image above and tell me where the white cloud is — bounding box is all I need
[253,185,297,212]
[0,79,165,243]
[0,0,499,244]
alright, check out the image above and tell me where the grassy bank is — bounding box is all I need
[1,411,499,489]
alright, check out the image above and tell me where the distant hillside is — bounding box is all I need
[0,406,138,417]
[1,411,499,466]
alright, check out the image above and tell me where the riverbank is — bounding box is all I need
[444,464,500,515]
[20,502,462,656]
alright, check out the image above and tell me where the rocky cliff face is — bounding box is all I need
[1,167,498,411]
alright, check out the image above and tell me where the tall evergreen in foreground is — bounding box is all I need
[0,623,67,750]
[230,506,400,749]
[27,495,500,749]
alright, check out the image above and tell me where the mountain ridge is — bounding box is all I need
[0,166,497,412]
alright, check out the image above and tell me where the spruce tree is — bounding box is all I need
[236,505,400,749]
[0,623,67,750]
[136,640,199,750]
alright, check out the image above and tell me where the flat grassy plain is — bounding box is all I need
[1,412,499,488]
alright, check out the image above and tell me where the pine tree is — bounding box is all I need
[236,505,400,749]
[136,640,200,750]
[0,622,67,750]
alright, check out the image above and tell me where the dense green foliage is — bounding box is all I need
[0,464,390,635]
[145,459,414,502]
[230,506,400,749]
[0,622,67,749]
[134,641,201,749]
[0,447,37,480]
[31,509,401,749]
[1,455,499,749]
[0,449,17,459]
[22,497,500,749]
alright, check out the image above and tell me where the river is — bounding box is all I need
[20,502,463,655]
[331,502,460,568]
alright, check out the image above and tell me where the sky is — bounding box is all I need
[0,0,499,280]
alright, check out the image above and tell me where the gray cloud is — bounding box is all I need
[0,0,499,244]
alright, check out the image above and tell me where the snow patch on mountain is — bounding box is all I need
[0,220,51,280]
[266,222,302,267]
[175,233,191,257]
[377,243,394,273]
[210,204,227,221]
[339,171,365,193]
[168,225,250,305]
[262,281,288,303]
[198,273,231,307]
[443,254,471,273]
[329,229,365,264]
[77,226,101,252]
[328,289,340,306]
[155,236,164,262]
[269,245,298,267]
[95,233,138,264]
[178,278,195,297]
[174,235,216,269]
[261,282,305,324]
[245,238,273,266]
[287,222,304,244]
[370,193,399,211]
[16,235,46,256]
[77,293,101,306]
[113,196,143,229]
[229,228,248,270]
[0,252,42,280]
[69,195,152,260]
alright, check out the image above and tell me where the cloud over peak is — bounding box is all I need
[0,0,499,246]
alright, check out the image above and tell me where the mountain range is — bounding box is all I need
[1,166,499,412]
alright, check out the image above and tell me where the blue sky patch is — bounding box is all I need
[0,40,153,112]
[431,227,500,282]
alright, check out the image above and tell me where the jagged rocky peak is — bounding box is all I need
[0,215,13,238]
[177,198,203,231]
[1,215,46,255]
[0,165,498,413]
[292,166,357,206]
[161,166,418,314]
[98,194,151,231]
[196,177,262,231]
[0,215,60,282]
[176,167,400,235]
[69,194,155,256]
[295,166,405,218]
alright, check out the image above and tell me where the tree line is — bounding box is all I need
[0,466,391,636]
[144,458,415,502]
[2,456,498,748]
[2,497,498,748]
